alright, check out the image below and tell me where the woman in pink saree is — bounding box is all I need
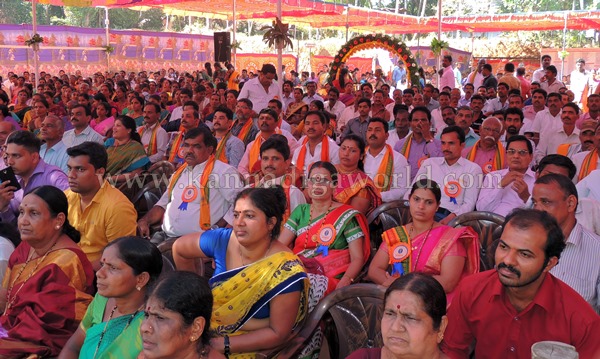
[368,179,479,304]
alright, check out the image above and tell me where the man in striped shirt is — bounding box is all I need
[531,173,600,313]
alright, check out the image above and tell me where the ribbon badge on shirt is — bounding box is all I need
[483,161,494,174]
[444,181,462,204]
[390,242,411,276]
[179,185,198,211]
[314,224,336,257]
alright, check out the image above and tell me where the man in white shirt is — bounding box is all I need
[466,59,486,90]
[387,105,410,147]
[280,80,294,112]
[531,92,562,144]
[238,108,297,181]
[137,126,244,242]
[570,58,592,104]
[324,88,346,121]
[532,173,600,313]
[477,135,536,216]
[535,102,581,164]
[302,81,324,104]
[385,89,404,117]
[138,103,168,164]
[532,55,552,83]
[364,117,410,202]
[212,106,245,167]
[169,88,192,123]
[411,125,483,224]
[439,55,456,90]
[39,115,69,173]
[62,104,103,148]
[483,83,510,116]
[540,65,565,94]
[238,63,282,112]
[292,110,340,176]
[431,92,451,135]
[225,135,306,225]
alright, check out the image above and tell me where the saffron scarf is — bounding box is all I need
[137,124,160,156]
[235,119,254,144]
[398,133,413,158]
[465,140,505,174]
[248,131,282,173]
[215,131,233,164]
[368,145,394,191]
[167,156,217,230]
[295,136,330,174]
[167,131,184,162]
[578,148,598,182]
[333,170,382,216]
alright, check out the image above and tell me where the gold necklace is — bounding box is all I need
[410,223,434,272]
[5,241,58,312]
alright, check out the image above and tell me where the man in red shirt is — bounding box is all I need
[442,208,600,359]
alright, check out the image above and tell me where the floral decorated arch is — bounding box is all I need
[329,34,420,88]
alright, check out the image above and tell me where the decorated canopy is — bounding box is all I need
[33,0,600,34]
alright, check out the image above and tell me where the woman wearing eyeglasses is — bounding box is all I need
[279,161,370,294]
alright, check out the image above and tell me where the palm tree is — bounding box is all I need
[261,17,293,80]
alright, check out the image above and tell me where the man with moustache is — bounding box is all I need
[212,106,245,167]
[224,135,305,225]
[164,107,205,166]
[39,114,69,173]
[540,65,565,94]
[531,92,562,145]
[576,93,600,128]
[468,94,486,134]
[483,83,510,116]
[442,208,600,359]
[555,120,597,158]
[410,126,482,224]
[138,126,243,244]
[535,103,581,164]
[454,106,480,147]
[441,106,457,128]
[343,98,372,140]
[385,89,403,117]
[238,108,297,181]
[137,102,168,164]
[237,64,281,112]
[500,107,528,149]
[370,90,391,121]
[387,105,410,147]
[466,59,486,90]
[393,106,443,181]
[61,104,103,148]
[477,136,535,216]
[422,84,439,112]
[531,174,600,313]
[462,117,506,175]
[572,122,600,182]
[532,54,552,83]
[402,88,414,110]
[364,117,410,202]
[431,92,451,135]
[231,98,259,147]
[324,88,346,121]
[292,111,340,177]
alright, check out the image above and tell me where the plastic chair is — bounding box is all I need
[276,283,386,359]
[157,238,214,279]
[366,200,411,251]
[448,211,505,271]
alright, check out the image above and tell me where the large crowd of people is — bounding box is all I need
[0,53,598,358]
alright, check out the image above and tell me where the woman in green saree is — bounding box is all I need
[104,115,150,183]
[59,236,163,359]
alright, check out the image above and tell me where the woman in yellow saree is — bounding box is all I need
[172,187,309,358]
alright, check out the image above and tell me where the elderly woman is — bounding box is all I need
[173,187,309,358]
[104,115,150,182]
[0,186,94,358]
[140,271,224,359]
[347,273,449,359]
[59,236,163,359]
